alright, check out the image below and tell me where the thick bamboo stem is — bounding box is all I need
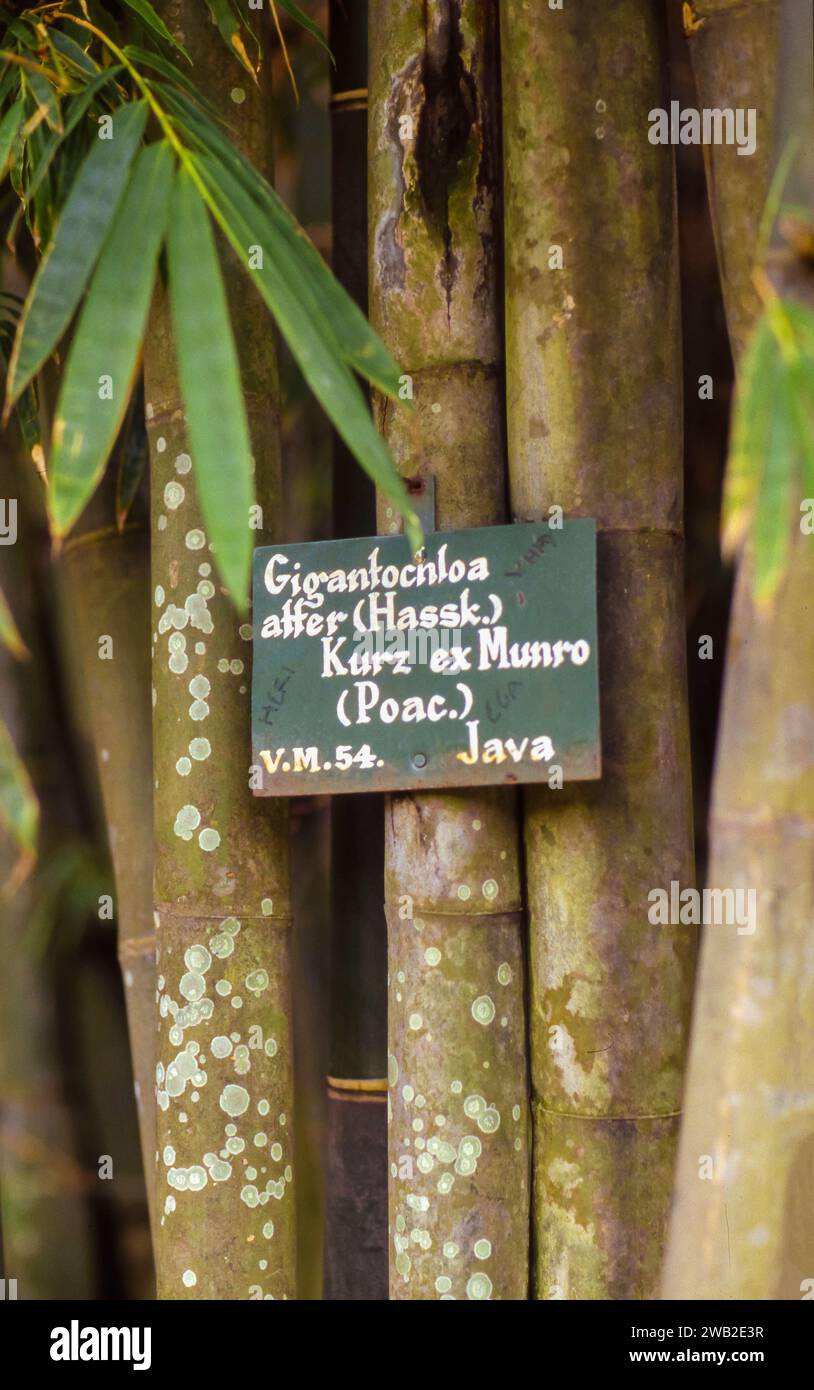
[0,451,96,1298]
[147,1,295,1300]
[323,0,389,1302]
[501,0,695,1298]
[662,0,814,1300]
[369,0,530,1301]
[63,516,156,1239]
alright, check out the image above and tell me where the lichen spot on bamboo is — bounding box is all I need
[174,804,201,840]
[220,1083,250,1117]
[471,995,495,1026]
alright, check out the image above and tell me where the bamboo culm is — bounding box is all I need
[501,0,695,1298]
[663,0,814,1300]
[370,0,530,1301]
[147,0,295,1300]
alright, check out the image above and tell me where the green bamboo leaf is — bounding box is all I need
[115,378,149,530]
[27,69,63,134]
[782,300,814,498]
[0,715,38,860]
[49,141,174,535]
[274,0,333,58]
[0,584,28,661]
[160,86,402,395]
[119,0,191,61]
[12,68,125,232]
[5,99,147,409]
[167,168,254,602]
[722,314,778,558]
[753,367,795,606]
[121,46,221,118]
[204,0,257,78]
[195,152,421,552]
[49,28,99,78]
[0,325,40,457]
[0,99,24,177]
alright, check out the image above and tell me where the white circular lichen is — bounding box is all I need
[471,995,496,1026]
[219,1083,250,1117]
[174,804,201,841]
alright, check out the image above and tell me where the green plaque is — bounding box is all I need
[251,520,600,795]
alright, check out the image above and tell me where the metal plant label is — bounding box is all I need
[251,520,600,795]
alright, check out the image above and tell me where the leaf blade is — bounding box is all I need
[119,0,191,61]
[167,168,254,602]
[0,99,25,177]
[0,584,28,661]
[5,99,147,408]
[196,152,421,552]
[0,715,38,864]
[722,315,777,558]
[49,141,174,534]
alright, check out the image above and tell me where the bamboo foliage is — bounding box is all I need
[0,3,421,604]
[369,0,530,1301]
[501,0,695,1298]
[147,0,294,1301]
[663,0,814,1299]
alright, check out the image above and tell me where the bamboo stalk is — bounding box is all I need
[147,1,295,1300]
[501,0,695,1298]
[324,0,389,1304]
[0,449,96,1298]
[662,0,814,1300]
[369,0,530,1301]
[62,493,156,1241]
[680,0,779,364]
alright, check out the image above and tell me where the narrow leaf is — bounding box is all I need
[196,153,421,552]
[204,0,258,79]
[753,369,795,606]
[0,99,25,177]
[13,68,125,230]
[27,69,63,135]
[49,141,173,535]
[5,99,147,409]
[274,0,333,58]
[167,168,254,601]
[119,0,191,61]
[0,715,38,860]
[115,378,149,530]
[161,86,402,395]
[722,315,777,558]
[121,46,221,118]
[0,584,28,660]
